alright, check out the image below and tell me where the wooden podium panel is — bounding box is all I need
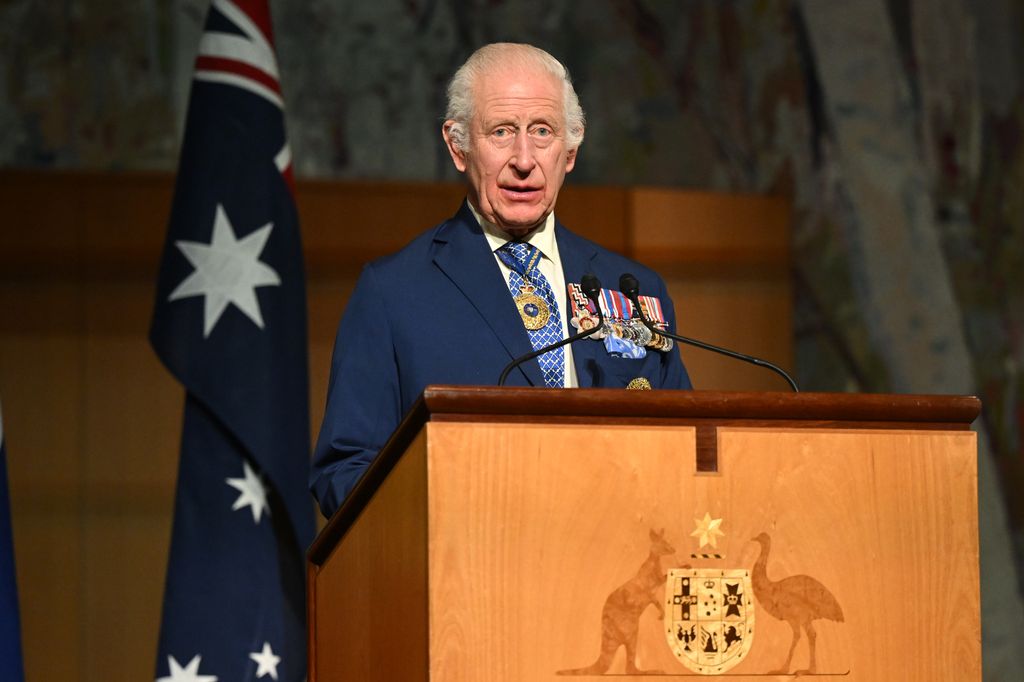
[427,423,699,680]
[308,388,980,681]
[309,431,430,681]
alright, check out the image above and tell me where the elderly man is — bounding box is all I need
[310,43,692,518]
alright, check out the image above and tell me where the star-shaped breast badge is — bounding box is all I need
[691,512,726,549]
[168,203,280,338]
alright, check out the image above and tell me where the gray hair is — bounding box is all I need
[445,43,585,152]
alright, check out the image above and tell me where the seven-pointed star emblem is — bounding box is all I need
[168,204,280,338]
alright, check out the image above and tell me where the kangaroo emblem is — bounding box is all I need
[558,528,676,675]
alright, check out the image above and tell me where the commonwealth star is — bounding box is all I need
[168,204,280,338]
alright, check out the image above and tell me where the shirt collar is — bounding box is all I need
[469,203,558,259]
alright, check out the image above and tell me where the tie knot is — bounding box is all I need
[498,241,541,276]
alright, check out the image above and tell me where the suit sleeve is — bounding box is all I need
[309,264,402,519]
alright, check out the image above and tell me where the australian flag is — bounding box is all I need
[0,401,25,682]
[150,1,314,680]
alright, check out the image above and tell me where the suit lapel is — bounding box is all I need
[433,203,544,386]
[554,222,601,389]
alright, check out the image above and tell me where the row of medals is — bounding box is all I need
[599,314,674,351]
[515,282,673,352]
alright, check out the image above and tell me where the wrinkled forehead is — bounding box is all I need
[471,65,565,121]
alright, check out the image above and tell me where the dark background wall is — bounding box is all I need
[1,0,1022,678]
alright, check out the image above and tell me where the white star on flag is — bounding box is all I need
[226,461,269,523]
[156,654,218,682]
[249,641,282,679]
[168,203,281,338]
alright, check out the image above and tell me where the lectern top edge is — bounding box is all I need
[419,385,981,424]
[307,386,979,565]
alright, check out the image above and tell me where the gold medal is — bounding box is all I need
[514,283,550,330]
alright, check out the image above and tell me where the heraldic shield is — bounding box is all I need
[665,568,755,675]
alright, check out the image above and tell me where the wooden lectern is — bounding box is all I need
[307,386,980,680]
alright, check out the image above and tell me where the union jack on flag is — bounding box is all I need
[150,1,313,680]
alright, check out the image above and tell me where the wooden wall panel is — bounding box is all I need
[0,272,181,679]
[296,180,465,273]
[0,169,791,680]
[629,188,792,392]
[629,187,789,267]
[0,297,87,680]
[669,275,793,391]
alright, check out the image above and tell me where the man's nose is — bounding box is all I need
[509,132,537,173]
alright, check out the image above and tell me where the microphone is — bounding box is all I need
[498,274,605,387]
[619,273,800,392]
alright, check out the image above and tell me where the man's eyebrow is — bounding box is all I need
[478,113,562,131]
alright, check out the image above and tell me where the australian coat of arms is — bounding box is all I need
[665,568,755,675]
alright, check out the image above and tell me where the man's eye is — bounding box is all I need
[493,128,510,137]
[534,127,551,136]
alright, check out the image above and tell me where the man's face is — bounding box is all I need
[443,66,578,237]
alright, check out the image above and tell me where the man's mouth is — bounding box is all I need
[501,186,542,200]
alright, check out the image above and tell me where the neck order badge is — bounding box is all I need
[500,243,551,330]
[497,241,565,387]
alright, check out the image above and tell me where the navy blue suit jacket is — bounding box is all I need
[310,202,692,518]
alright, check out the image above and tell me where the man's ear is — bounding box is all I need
[442,121,467,173]
[565,145,579,173]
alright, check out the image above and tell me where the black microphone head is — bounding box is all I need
[580,273,602,302]
[619,273,640,299]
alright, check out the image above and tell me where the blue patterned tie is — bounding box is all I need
[497,241,565,388]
